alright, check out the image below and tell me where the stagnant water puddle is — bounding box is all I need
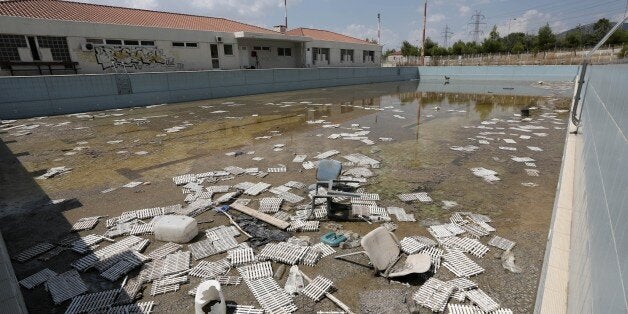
[0,80,573,313]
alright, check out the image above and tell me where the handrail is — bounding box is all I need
[571,14,628,129]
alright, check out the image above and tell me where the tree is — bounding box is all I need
[511,41,525,54]
[400,41,420,56]
[482,25,503,53]
[423,37,438,56]
[593,18,612,42]
[383,49,396,57]
[536,23,556,51]
[451,40,466,55]
[565,32,582,49]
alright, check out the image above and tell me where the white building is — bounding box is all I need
[0,0,382,76]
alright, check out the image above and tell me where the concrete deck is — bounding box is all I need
[537,130,577,313]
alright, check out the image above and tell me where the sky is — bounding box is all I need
[76,0,628,49]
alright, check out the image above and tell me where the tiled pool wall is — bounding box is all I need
[418,65,579,82]
[0,66,580,119]
[0,67,418,119]
[566,64,628,313]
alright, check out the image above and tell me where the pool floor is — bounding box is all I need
[0,80,573,313]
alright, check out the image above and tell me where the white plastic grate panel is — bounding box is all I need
[443,250,484,277]
[301,276,333,301]
[189,259,230,278]
[148,242,182,260]
[150,283,179,296]
[244,182,271,196]
[237,261,273,280]
[189,239,217,260]
[397,192,432,203]
[216,275,242,285]
[228,247,255,266]
[107,301,154,314]
[488,235,516,251]
[465,288,500,312]
[259,197,283,213]
[19,268,57,289]
[412,278,454,312]
[13,242,55,262]
[441,237,490,258]
[421,246,444,270]
[311,243,336,257]
[400,237,427,255]
[71,216,99,231]
[258,242,308,265]
[314,150,340,159]
[46,270,88,304]
[65,289,118,314]
[292,155,307,163]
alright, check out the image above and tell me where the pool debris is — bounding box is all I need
[36,166,73,179]
[470,167,500,183]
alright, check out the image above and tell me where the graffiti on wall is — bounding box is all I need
[94,46,176,70]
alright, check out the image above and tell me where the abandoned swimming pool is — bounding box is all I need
[0,79,574,313]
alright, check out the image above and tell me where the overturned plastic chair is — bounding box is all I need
[335,226,431,278]
[310,159,362,221]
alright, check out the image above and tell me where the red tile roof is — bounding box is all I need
[0,0,277,34]
[286,28,378,45]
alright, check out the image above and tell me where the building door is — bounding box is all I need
[239,46,249,68]
[305,47,312,67]
[210,44,220,69]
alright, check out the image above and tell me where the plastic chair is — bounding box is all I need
[310,159,361,220]
[335,227,431,278]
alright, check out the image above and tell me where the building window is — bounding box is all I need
[224,44,234,55]
[172,42,185,47]
[313,47,330,64]
[123,40,139,46]
[185,42,198,48]
[37,36,71,61]
[86,38,103,44]
[0,34,27,62]
[105,39,122,45]
[140,41,154,46]
[253,46,261,50]
[363,50,375,62]
[341,49,354,62]
[262,47,270,51]
[278,48,292,57]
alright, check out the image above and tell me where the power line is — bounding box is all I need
[468,10,486,43]
[441,25,453,47]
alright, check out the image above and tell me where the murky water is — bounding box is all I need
[0,80,573,313]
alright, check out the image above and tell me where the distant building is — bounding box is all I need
[0,0,382,76]
[386,51,406,64]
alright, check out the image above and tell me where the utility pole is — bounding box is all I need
[442,25,453,48]
[468,10,486,43]
[377,13,381,44]
[284,0,288,28]
[421,0,427,65]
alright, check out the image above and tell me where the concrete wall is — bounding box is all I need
[418,65,579,81]
[566,64,628,313]
[0,67,418,119]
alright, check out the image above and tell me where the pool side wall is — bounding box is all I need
[566,64,628,313]
[0,66,579,120]
[0,67,418,119]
